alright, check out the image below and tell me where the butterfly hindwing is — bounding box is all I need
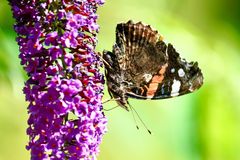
[126,43,203,99]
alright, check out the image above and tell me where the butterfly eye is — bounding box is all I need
[103,51,115,66]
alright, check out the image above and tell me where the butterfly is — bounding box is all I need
[103,20,203,111]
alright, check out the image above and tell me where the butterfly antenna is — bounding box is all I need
[129,104,139,130]
[128,102,152,134]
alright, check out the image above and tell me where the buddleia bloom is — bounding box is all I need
[8,0,107,159]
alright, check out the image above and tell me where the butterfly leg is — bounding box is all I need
[102,97,121,104]
[103,105,120,111]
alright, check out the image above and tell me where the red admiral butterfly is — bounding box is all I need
[103,20,203,111]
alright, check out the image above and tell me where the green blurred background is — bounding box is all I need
[1,0,240,160]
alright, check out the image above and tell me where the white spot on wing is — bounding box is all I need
[171,68,175,73]
[143,74,152,83]
[178,68,185,77]
[171,79,181,97]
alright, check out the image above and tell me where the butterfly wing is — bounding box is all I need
[126,43,203,99]
[114,21,168,86]
[114,21,203,99]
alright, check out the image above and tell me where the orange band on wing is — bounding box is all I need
[146,63,168,98]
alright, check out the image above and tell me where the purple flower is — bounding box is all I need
[61,30,79,48]
[45,31,58,46]
[66,12,87,30]
[49,46,63,61]
[9,0,107,159]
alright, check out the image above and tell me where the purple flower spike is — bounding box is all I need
[8,0,107,160]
